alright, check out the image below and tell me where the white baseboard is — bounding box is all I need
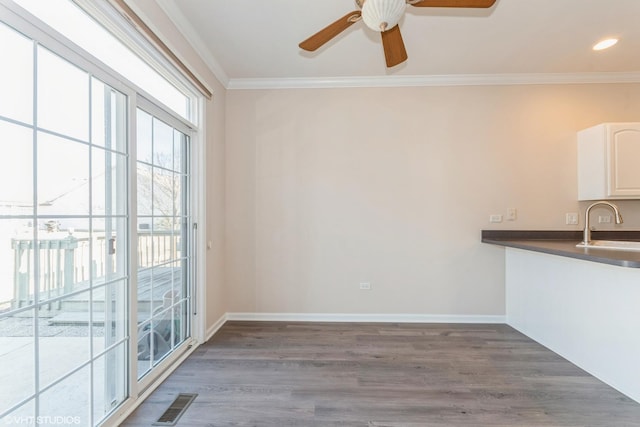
[225,312,506,324]
[205,312,228,341]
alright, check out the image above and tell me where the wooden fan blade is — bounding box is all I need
[299,11,361,51]
[410,0,496,7]
[381,25,407,68]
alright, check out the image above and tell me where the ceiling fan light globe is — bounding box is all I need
[362,0,406,32]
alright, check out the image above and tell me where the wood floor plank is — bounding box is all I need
[122,322,640,426]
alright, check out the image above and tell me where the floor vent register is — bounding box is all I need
[152,393,198,426]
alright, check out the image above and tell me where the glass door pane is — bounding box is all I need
[136,109,191,380]
[0,21,33,124]
[0,23,128,424]
[90,78,128,425]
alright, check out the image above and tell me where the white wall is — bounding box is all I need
[113,3,640,320]
[226,83,640,315]
[127,0,227,333]
[506,248,640,403]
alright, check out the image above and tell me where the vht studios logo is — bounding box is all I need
[4,416,82,425]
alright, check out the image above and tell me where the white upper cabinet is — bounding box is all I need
[578,123,640,200]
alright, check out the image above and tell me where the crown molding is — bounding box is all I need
[227,72,640,90]
[155,0,230,88]
[131,2,640,92]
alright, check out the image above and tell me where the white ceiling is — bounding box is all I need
[157,0,640,86]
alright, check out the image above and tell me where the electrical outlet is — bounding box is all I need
[359,282,371,290]
[566,213,579,225]
[598,215,611,224]
[506,208,517,221]
[489,214,503,223]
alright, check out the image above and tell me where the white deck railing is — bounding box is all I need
[10,230,180,309]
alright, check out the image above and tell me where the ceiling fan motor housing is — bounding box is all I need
[361,0,406,32]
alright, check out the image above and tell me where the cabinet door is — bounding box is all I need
[608,124,640,197]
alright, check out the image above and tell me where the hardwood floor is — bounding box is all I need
[122,322,640,426]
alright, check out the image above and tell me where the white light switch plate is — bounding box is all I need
[566,213,579,225]
[598,215,612,224]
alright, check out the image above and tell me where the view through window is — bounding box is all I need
[0,1,198,425]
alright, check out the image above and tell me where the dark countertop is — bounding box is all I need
[482,230,640,268]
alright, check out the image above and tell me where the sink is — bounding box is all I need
[576,240,640,252]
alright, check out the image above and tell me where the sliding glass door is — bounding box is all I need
[0,21,129,425]
[135,106,192,381]
[0,2,198,424]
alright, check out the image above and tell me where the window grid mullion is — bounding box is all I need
[31,36,40,421]
[87,71,95,427]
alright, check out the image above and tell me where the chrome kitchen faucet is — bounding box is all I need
[582,201,623,245]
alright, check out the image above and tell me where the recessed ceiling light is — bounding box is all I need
[593,38,618,51]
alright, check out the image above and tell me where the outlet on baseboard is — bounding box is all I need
[359,282,371,290]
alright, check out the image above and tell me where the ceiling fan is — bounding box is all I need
[299,0,497,68]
